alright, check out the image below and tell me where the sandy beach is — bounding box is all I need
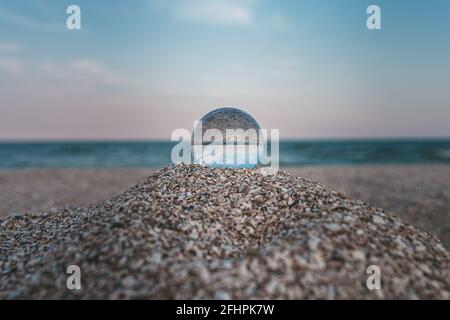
[1,165,449,248]
[1,163,448,299]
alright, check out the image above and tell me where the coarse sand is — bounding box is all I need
[1,164,448,299]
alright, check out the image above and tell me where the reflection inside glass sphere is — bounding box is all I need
[192,107,264,168]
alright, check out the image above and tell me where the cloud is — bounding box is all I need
[0,4,61,32]
[272,13,293,31]
[0,41,23,53]
[156,0,256,26]
[68,60,125,86]
[42,59,129,87]
[273,58,299,81]
[276,58,298,70]
[0,57,25,76]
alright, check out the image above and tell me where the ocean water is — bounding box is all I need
[0,140,449,169]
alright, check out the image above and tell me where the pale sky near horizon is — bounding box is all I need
[0,0,449,140]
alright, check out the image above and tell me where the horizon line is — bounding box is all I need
[1,136,450,144]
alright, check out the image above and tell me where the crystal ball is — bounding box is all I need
[192,107,263,168]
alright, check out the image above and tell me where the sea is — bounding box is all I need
[0,139,449,169]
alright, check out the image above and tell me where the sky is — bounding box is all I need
[0,0,449,140]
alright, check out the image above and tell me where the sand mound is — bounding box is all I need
[0,164,449,299]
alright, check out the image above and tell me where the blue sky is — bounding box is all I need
[0,0,449,140]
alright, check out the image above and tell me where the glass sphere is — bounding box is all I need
[192,107,264,168]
